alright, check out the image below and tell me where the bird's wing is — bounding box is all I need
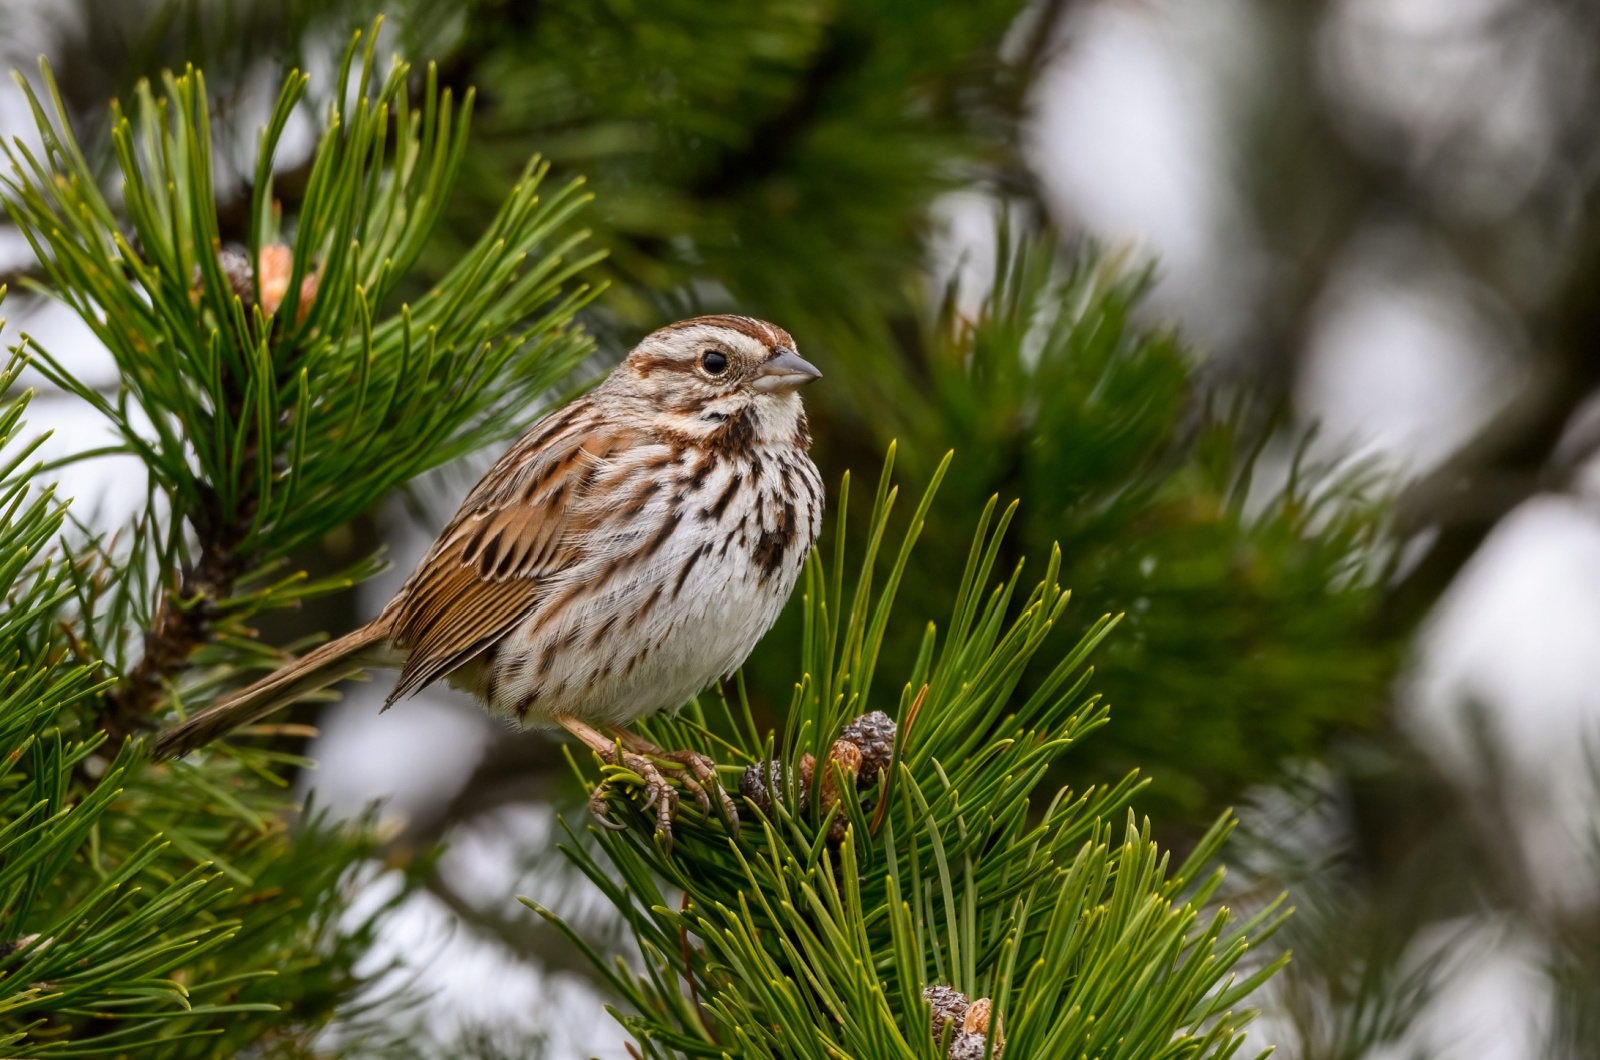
[383,401,640,704]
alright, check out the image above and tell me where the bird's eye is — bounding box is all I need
[701,350,728,375]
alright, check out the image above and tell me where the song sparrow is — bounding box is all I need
[154,315,824,843]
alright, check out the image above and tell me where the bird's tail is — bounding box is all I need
[152,617,395,760]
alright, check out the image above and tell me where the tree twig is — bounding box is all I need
[100,501,248,741]
[420,867,600,981]
[1380,219,1600,632]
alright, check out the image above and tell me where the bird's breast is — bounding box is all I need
[482,443,823,729]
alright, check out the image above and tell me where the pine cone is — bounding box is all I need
[738,760,785,815]
[216,244,256,304]
[205,244,319,322]
[946,1033,988,1060]
[253,244,321,321]
[963,997,1001,1054]
[818,738,863,841]
[839,710,895,789]
[923,984,970,1041]
[963,997,993,1035]
[739,757,817,815]
[257,244,295,314]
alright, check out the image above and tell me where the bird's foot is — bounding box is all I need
[610,729,740,841]
[582,743,680,846]
[562,717,733,850]
[652,747,740,838]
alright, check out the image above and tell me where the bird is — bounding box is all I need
[153,315,824,843]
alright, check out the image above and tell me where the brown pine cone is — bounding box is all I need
[946,1033,988,1060]
[796,751,816,797]
[839,710,895,789]
[739,756,819,816]
[257,243,295,314]
[923,984,970,1041]
[205,243,319,322]
[738,760,786,815]
[817,738,863,841]
[963,997,1002,1055]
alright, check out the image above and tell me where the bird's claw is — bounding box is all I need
[676,772,713,814]
[661,748,740,838]
[587,749,682,847]
[585,735,741,848]
[588,785,630,831]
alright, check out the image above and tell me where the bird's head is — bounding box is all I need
[611,315,821,449]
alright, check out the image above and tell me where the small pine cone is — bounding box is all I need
[739,758,815,814]
[252,244,322,323]
[738,760,785,815]
[257,244,294,315]
[817,738,863,841]
[295,266,321,323]
[217,244,256,304]
[964,997,1002,1055]
[839,710,895,789]
[946,1032,988,1060]
[923,984,970,1041]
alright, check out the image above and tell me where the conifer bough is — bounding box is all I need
[0,27,597,1054]
[1,25,600,739]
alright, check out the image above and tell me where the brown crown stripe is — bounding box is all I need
[651,314,796,352]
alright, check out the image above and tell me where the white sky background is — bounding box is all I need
[4,0,1597,1056]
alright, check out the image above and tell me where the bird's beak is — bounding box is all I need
[752,349,822,393]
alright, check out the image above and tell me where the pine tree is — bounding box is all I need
[812,235,1393,822]
[371,0,1397,824]
[11,3,1569,1056]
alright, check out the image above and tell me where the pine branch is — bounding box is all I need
[422,868,598,980]
[1380,267,1600,631]
[100,498,248,740]
[812,233,1392,821]
[0,27,612,1052]
[2,27,601,742]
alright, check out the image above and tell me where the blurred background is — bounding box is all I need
[2,0,1596,1056]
